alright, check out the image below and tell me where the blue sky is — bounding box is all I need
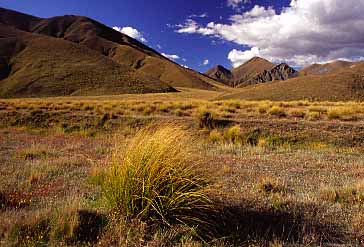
[0,0,293,71]
[1,0,363,71]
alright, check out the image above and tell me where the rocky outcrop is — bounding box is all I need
[240,63,298,86]
[205,58,297,88]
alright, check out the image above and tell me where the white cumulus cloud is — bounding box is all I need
[228,47,260,67]
[227,0,251,9]
[161,53,180,61]
[176,0,364,67]
[203,59,210,66]
[189,13,208,18]
[176,19,215,35]
[113,26,147,43]
[181,64,190,69]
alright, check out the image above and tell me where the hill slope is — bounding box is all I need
[238,63,298,87]
[0,7,221,94]
[0,23,176,98]
[205,57,296,87]
[300,60,355,76]
[232,57,275,85]
[221,62,364,101]
[205,65,234,86]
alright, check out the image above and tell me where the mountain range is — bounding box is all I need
[205,57,298,87]
[0,7,364,101]
[0,7,222,97]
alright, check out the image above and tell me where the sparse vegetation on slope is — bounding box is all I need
[300,60,356,76]
[222,62,364,101]
[0,23,176,98]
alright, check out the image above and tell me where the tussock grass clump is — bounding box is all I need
[258,177,288,194]
[103,125,212,226]
[195,107,216,129]
[268,106,287,117]
[308,106,327,114]
[327,107,357,121]
[17,144,57,161]
[8,199,106,246]
[257,104,270,114]
[209,129,223,143]
[224,125,243,144]
[289,109,306,118]
[306,111,321,121]
[320,182,364,204]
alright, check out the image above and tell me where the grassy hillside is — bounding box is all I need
[300,60,355,76]
[205,65,234,86]
[232,57,275,85]
[221,63,364,101]
[0,7,223,94]
[0,24,175,98]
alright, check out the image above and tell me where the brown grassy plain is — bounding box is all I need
[1,89,364,246]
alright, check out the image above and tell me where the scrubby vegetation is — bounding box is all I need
[1,96,364,246]
[2,97,364,129]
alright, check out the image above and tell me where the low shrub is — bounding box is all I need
[10,217,51,247]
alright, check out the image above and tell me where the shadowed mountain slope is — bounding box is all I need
[232,57,275,85]
[205,65,234,86]
[0,7,222,98]
[0,23,175,98]
[238,63,298,87]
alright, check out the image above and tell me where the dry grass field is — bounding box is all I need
[1,90,364,246]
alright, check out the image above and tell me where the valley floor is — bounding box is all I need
[1,91,364,246]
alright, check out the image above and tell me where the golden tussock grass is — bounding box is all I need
[268,106,287,117]
[103,124,213,226]
[327,107,358,121]
[320,181,364,204]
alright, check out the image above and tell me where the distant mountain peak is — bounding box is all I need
[204,58,298,87]
[205,65,234,86]
[245,63,297,85]
[245,56,271,63]
[215,64,229,70]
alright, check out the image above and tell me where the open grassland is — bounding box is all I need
[1,93,364,246]
[1,92,364,123]
[1,91,364,147]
